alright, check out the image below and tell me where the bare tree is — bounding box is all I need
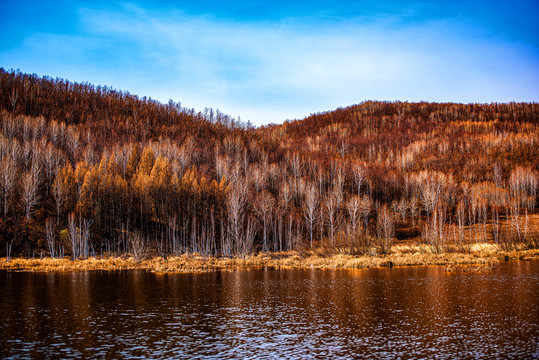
[42,143,63,191]
[358,195,373,233]
[509,197,521,243]
[431,202,447,251]
[215,154,230,181]
[237,216,257,256]
[393,198,408,223]
[52,174,65,222]
[377,204,394,254]
[493,162,502,188]
[352,163,366,196]
[409,196,419,227]
[254,191,275,251]
[80,217,92,259]
[491,206,500,246]
[333,171,344,205]
[0,156,16,218]
[280,181,294,249]
[415,171,446,221]
[456,201,466,247]
[68,213,92,259]
[251,166,268,193]
[324,193,339,245]
[68,213,79,259]
[346,195,361,236]
[479,200,488,243]
[129,230,147,261]
[226,182,248,255]
[289,152,302,180]
[523,208,530,243]
[303,186,319,248]
[66,126,81,159]
[509,166,538,210]
[45,218,56,258]
[10,88,18,113]
[21,162,40,221]
[280,182,292,208]
[6,240,13,262]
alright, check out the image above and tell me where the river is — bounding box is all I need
[1,261,538,359]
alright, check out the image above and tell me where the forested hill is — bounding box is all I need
[0,68,250,146]
[261,101,538,182]
[0,68,537,258]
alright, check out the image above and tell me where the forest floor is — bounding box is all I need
[1,244,538,273]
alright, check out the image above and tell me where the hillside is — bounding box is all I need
[0,69,537,258]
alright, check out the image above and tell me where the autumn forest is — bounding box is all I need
[0,68,537,260]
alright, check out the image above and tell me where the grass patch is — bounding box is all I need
[1,244,538,273]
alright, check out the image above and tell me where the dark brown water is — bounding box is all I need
[1,261,538,359]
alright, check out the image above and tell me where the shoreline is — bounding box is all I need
[1,244,539,273]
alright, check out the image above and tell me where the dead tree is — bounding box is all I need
[303,185,319,248]
[45,218,56,258]
[377,204,394,254]
[254,191,275,251]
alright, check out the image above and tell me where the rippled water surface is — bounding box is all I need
[1,261,538,359]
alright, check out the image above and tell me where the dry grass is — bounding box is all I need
[1,244,538,273]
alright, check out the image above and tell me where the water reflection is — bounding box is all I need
[1,262,538,359]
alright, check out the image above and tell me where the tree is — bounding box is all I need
[346,195,360,236]
[125,145,141,180]
[352,163,366,196]
[0,156,16,218]
[393,198,408,223]
[68,213,92,259]
[409,196,419,227]
[41,142,63,192]
[10,88,18,113]
[21,162,40,221]
[78,165,99,220]
[129,230,147,261]
[416,171,445,221]
[52,163,76,221]
[226,182,247,255]
[137,147,155,176]
[456,201,466,247]
[324,193,339,245]
[358,195,373,233]
[303,186,318,248]
[254,191,275,251]
[45,218,56,258]
[377,204,394,254]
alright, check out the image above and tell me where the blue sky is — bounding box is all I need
[1,1,538,125]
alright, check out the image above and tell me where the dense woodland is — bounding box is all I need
[0,68,537,259]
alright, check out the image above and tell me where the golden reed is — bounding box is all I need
[1,244,538,273]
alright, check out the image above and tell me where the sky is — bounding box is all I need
[1,1,538,125]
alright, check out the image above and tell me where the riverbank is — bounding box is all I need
[2,244,539,273]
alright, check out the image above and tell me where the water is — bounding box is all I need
[1,261,538,359]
